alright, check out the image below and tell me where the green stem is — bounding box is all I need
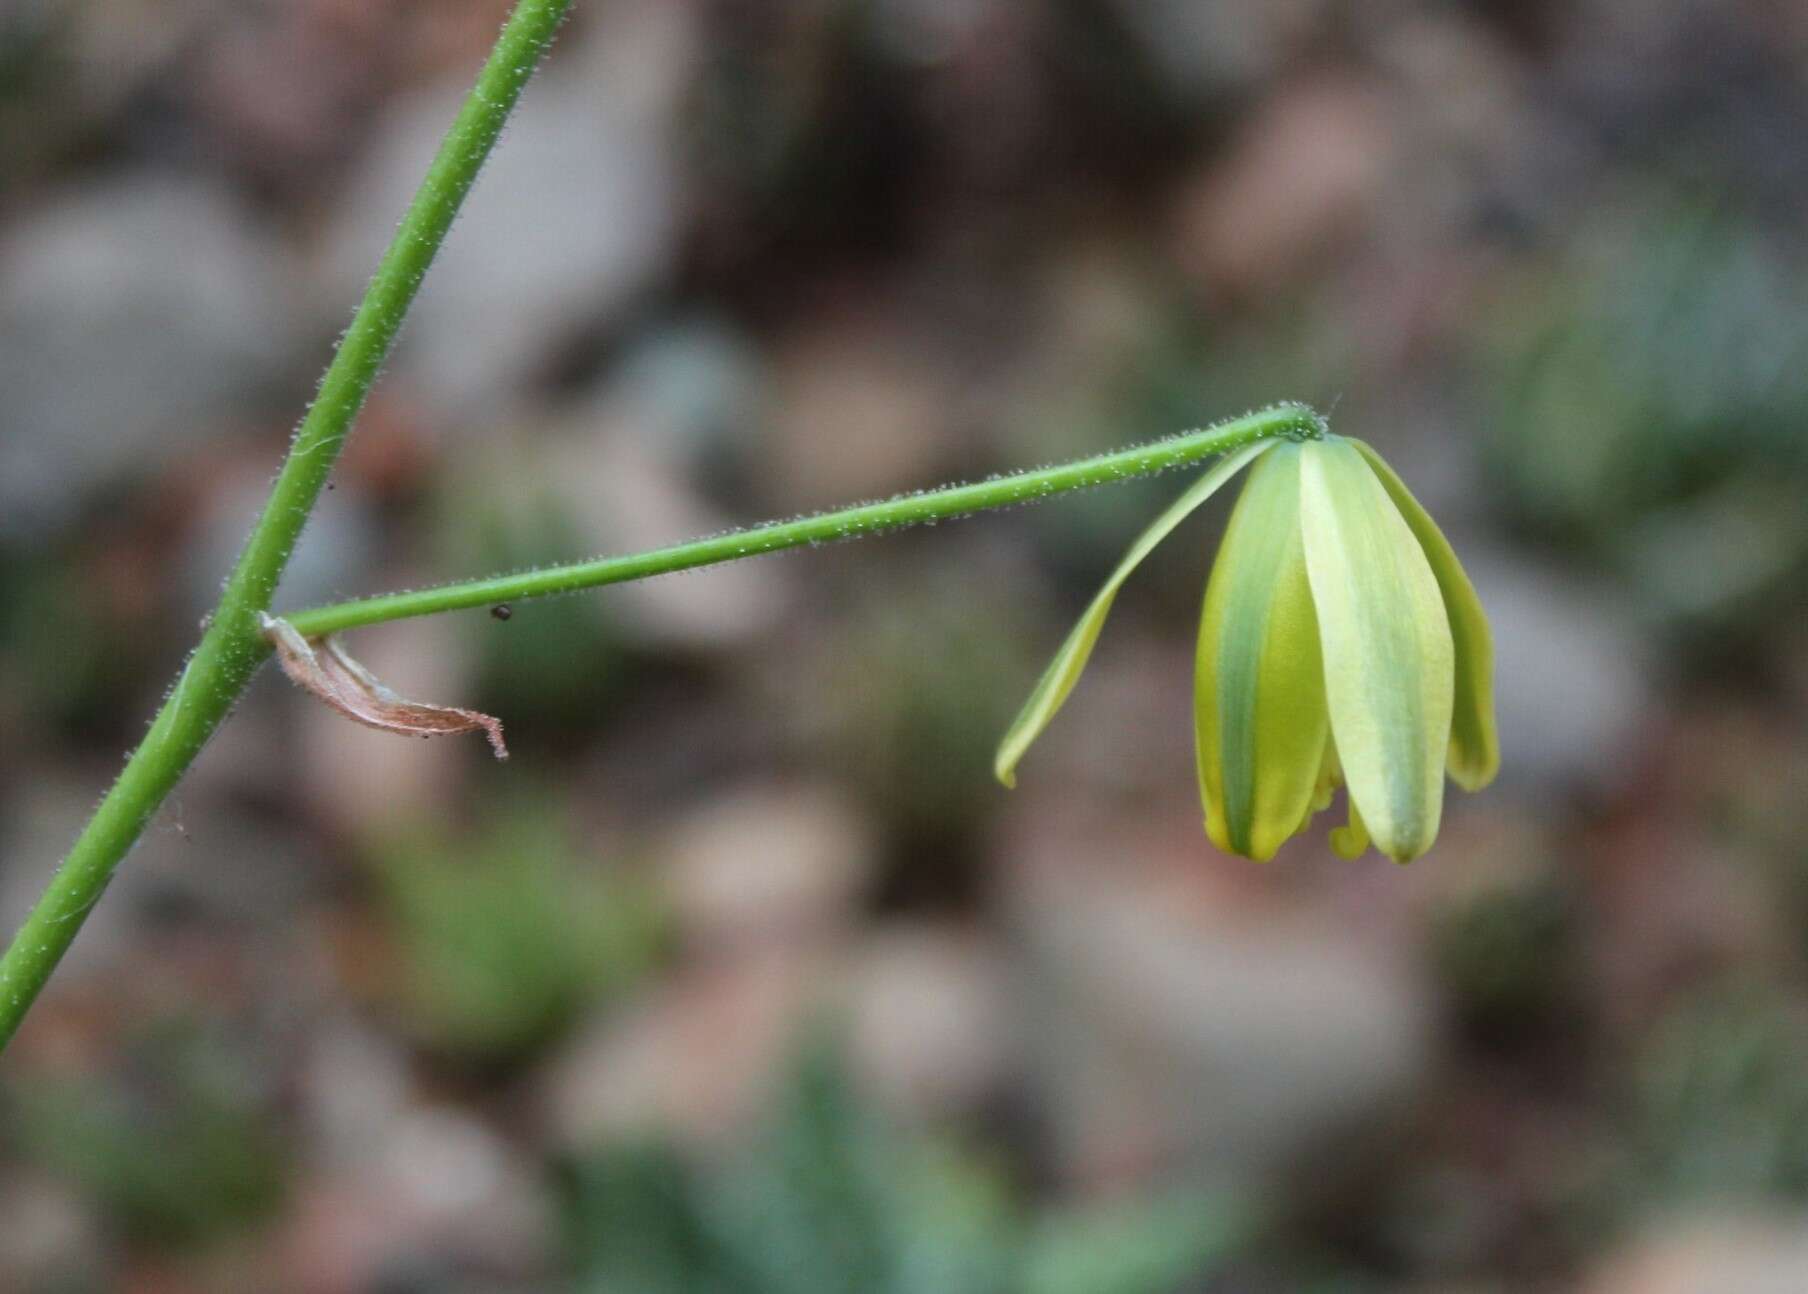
[0,0,574,1054]
[286,404,1323,638]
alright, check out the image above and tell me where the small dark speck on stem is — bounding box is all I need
[490,604,512,621]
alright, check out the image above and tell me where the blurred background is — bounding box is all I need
[3,0,1808,1289]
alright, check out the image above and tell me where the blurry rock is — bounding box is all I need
[1582,1217,1808,1294]
[1172,75,1393,294]
[382,1107,538,1240]
[0,777,151,983]
[300,1016,413,1170]
[0,1175,101,1287]
[315,0,691,419]
[1461,549,1652,793]
[52,0,215,124]
[183,673,300,804]
[760,314,962,508]
[294,1020,546,1288]
[535,416,790,650]
[599,317,766,462]
[564,319,770,647]
[283,1105,547,1293]
[182,1,396,194]
[181,451,381,622]
[1029,240,1164,381]
[659,781,875,951]
[998,810,1431,1188]
[1044,637,1199,797]
[847,922,1013,1123]
[0,175,294,538]
[1375,12,1527,161]
[541,944,836,1149]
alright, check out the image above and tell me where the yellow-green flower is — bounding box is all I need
[996,433,1497,863]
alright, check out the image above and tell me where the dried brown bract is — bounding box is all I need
[259,613,507,760]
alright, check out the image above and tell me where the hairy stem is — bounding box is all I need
[0,0,574,1054]
[287,404,1324,637]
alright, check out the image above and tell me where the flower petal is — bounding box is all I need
[995,439,1276,787]
[1195,443,1329,860]
[1298,438,1455,862]
[1308,735,1340,816]
[1330,792,1370,860]
[1349,439,1500,791]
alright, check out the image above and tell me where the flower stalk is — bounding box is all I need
[284,405,1322,639]
[0,0,576,1054]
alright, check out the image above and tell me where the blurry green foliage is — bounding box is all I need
[1019,1191,1251,1294]
[0,5,66,136]
[814,562,1034,859]
[1719,751,1808,971]
[0,550,143,739]
[1624,985,1808,1205]
[372,801,664,1064]
[1427,872,1582,1041]
[1489,200,1808,634]
[442,468,634,737]
[558,1038,1251,1294]
[685,0,915,268]
[4,1021,287,1247]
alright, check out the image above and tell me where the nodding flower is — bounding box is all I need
[997,432,1497,863]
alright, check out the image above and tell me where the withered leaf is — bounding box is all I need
[260,613,507,759]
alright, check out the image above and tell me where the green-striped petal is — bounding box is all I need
[1349,439,1499,792]
[1194,443,1329,860]
[1298,438,1455,862]
[995,439,1276,787]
